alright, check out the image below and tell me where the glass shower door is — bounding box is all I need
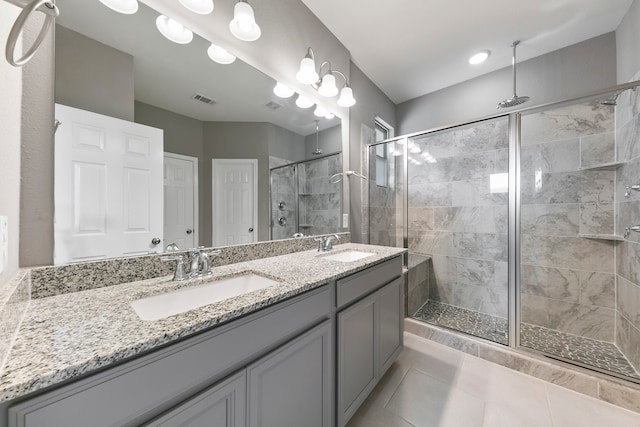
[407,117,511,344]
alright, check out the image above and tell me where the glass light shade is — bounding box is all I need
[318,74,338,97]
[296,57,319,85]
[156,15,193,44]
[207,44,236,64]
[314,105,328,117]
[295,94,314,109]
[325,112,335,119]
[179,0,214,15]
[469,50,490,65]
[229,2,261,42]
[337,86,356,107]
[98,0,138,14]
[273,82,295,98]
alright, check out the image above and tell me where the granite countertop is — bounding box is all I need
[0,243,405,402]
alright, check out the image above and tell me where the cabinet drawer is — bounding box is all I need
[336,256,402,308]
[8,286,331,427]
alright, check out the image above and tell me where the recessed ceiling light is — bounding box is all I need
[469,50,490,65]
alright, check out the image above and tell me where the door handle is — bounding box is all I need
[249,227,254,232]
[151,237,161,245]
[186,229,193,234]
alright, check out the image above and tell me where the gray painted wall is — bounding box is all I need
[304,125,342,158]
[20,12,55,268]
[55,26,134,121]
[396,33,617,134]
[134,101,206,245]
[349,63,397,243]
[616,0,640,83]
[267,124,306,163]
[203,122,270,243]
[0,3,22,283]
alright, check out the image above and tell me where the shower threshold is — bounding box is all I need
[413,299,640,380]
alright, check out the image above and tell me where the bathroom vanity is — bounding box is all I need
[0,243,404,427]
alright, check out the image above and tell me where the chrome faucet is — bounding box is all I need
[160,254,189,281]
[189,247,222,278]
[314,234,340,252]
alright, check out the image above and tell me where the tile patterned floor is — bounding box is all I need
[346,333,640,427]
[413,300,640,379]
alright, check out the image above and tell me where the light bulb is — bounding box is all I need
[156,15,193,44]
[318,73,338,97]
[98,0,138,14]
[207,44,236,64]
[296,57,319,85]
[273,82,295,98]
[178,0,214,15]
[325,112,335,119]
[337,86,356,107]
[229,1,261,42]
[469,50,490,65]
[314,105,328,117]
[296,94,314,109]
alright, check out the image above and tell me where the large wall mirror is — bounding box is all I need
[52,0,343,264]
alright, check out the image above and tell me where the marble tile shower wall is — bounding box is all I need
[406,118,510,318]
[520,101,617,343]
[298,156,342,236]
[615,70,640,373]
[270,165,297,240]
[368,143,403,248]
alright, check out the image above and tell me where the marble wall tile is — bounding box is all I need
[453,232,508,262]
[616,240,640,287]
[369,185,397,208]
[521,294,615,341]
[579,202,614,235]
[452,280,508,317]
[520,139,580,176]
[578,271,615,308]
[454,118,509,154]
[616,200,640,244]
[615,84,639,130]
[370,207,396,232]
[521,170,615,205]
[412,131,456,159]
[616,114,640,162]
[521,234,615,273]
[428,255,455,303]
[450,152,496,182]
[580,132,615,167]
[616,311,640,374]
[408,231,454,256]
[451,179,508,207]
[617,275,640,329]
[407,259,429,315]
[521,101,615,145]
[433,206,499,233]
[521,265,580,302]
[521,204,580,236]
[598,378,640,414]
[408,182,452,207]
[452,257,495,287]
[495,149,509,173]
[408,207,434,230]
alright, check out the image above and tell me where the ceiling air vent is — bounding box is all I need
[265,101,281,110]
[192,93,216,105]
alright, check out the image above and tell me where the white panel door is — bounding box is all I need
[212,159,257,246]
[54,104,164,264]
[164,153,198,251]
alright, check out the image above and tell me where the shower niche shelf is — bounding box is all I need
[578,161,625,171]
[299,224,313,228]
[299,193,312,196]
[578,234,625,241]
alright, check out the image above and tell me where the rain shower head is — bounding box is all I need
[601,90,623,106]
[497,41,529,109]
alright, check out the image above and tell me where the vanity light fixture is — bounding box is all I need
[207,43,236,64]
[229,0,261,42]
[295,94,314,109]
[468,50,490,65]
[98,0,139,14]
[296,47,356,107]
[314,105,328,118]
[325,112,335,120]
[156,15,193,44]
[273,82,295,98]
[179,0,214,15]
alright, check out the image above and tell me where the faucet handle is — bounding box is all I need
[160,254,188,281]
[313,236,326,252]
[199,249,222,276]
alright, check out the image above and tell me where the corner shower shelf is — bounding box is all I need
[299,193,311,196]
[299,224,313,228]
[578,234,625,241]
[578,161,625,171]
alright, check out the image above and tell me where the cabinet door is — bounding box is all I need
[378,278,403,375]
[337,292,378,427]
[143,371,246,427]
[247,320,332,427]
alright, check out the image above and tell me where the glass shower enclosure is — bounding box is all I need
[270,153,342,239]
[369,81,640,383]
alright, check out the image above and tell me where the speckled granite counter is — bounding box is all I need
[0,243,405,402]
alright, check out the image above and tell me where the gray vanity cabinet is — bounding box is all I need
[247,320,332,427]
[143,371,247,427]
[336,257,403,427]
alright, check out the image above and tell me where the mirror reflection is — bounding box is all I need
[53,0,343,264]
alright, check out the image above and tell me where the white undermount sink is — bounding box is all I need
[131,273,281,321]
[321,250,375,263]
